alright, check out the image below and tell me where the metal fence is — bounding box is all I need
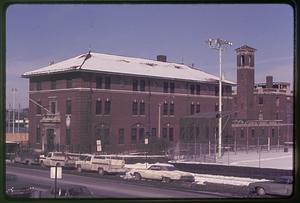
[168,142,292,164]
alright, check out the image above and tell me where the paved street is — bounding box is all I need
[6,165,226,198]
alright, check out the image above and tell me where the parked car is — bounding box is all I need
[248,176,293,196]
[130,163,195,183]
[46,184,93,198]
[6,174,35,198]
[75,154,127,176]
[39,152,80,168]
[14,151,40,165]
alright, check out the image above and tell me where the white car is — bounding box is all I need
[130,163,195,183]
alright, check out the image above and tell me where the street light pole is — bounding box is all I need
[207,38,232,158]
[12,88,17,135]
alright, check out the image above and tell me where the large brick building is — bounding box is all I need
[22,45,293,154]
[22,52,233,153]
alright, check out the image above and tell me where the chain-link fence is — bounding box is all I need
[168,142,292,166]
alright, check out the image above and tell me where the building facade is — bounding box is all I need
[23,53,233,153]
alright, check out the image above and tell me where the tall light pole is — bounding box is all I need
[12,88,17,135]
[207,38,232,158]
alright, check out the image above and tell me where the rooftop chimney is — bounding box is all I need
[266,76,273,88]
[157,55,167,62]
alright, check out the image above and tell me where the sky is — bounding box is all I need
[5,3,294,108]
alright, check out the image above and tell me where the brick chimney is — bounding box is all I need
[157,55,167,62]
[266,76,273,88]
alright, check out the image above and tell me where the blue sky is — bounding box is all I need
[5,4,294,108]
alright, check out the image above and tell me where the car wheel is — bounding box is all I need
[162,177,171,183]
[98,168,104,176]
[77,165,82,173]
[25,160,30,165]
[56,163,61,167]
[40,161,45,167]
[256,187,266,196]
[134,173,141,181]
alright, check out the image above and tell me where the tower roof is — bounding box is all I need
[235,45,256,52]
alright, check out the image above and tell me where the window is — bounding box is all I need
[205,126,209,138]
[215,86,219,96]
[132,80,138,91]
[251,129,255,137]
[66,79,72,88]
[241,55,245,66]
[132,101,138,115]
[139,101,145,115]
[66,128,71,145]
[276,112,279,120]
[151,128,156,138]
[51,80,56,90]
[276,97,280,106]
[36,126,41,143]
[215,104,218,112]
[169,128,174,142]
[170,82,175,93]
[36,101,42,114]
[259,96,263,105]
[50,101,57,114]
[261,128,265,136]
[140,80,145,91]
[190,103,195,115]
[240,129,244,138]
[139,128,145,143]
[170,102,174,115]
[104,100,111,115]
[163,102,168,115]
[162,128,167,139]
[163,82,169,93]
[96,100,102,115]
[66,100,72,115]
[104,77,111,89]
[196,104,200,113]
[272,128,275,138]
[190,84,195,95]
[196,85,200,95]
[37,81,42,91]
[259,112,263,120]
[118,128,125,144]
[131,128,137,143]
[96,76,102,89]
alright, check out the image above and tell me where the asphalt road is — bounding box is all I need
[6,165,227,199]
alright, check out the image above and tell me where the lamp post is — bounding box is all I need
[207,38,232,158]
[12,88,17,135]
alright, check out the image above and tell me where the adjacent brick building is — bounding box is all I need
[232,45,293,149]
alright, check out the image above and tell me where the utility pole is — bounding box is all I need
[207,38,232,158]
[12,88,17,135]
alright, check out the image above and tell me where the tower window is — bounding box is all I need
[241,55,245,66]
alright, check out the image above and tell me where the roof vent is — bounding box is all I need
[157,55,167,62]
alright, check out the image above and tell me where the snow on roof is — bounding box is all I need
[22,52,235,85]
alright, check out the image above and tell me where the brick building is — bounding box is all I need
[232,45,293,149]
[22,52,233,153]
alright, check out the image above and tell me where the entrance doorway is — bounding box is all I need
[46,128,55,152]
